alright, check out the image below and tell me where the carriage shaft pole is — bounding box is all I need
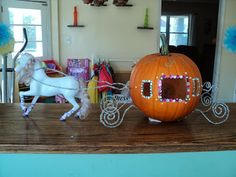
[1,56,8,103]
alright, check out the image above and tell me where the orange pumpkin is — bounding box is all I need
[129,35,202,122]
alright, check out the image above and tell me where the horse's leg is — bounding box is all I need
[75,90,90,120]
[19,91,27,113]
[19,91,36,117]
[24,96,40,117]
[60,96,79,121]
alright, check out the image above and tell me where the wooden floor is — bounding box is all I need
[0,103,236,153]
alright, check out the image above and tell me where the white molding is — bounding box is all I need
[50,0,60,63]
[157,0,162,51]
[212,0,226,102]
[45,0,52,59]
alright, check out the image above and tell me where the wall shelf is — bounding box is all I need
[90,3,107,6]
[67,25,85,28]
[137,26,154,30]
[115,4,133,7]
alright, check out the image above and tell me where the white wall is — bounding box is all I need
[56,0,161,72]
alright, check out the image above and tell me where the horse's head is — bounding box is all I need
[15,53,35,73]
[15,53,36,85]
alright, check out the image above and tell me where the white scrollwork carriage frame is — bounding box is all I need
[100,82,230,128]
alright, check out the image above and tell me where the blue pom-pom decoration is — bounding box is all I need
[0,23,14,48]
[224,25,236,54]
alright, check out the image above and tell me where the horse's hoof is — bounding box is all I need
[75,111,87,120]
[23,114,29,119]
[80,115,86,120]
[75,115,86,120]
[60,117,66,121]
[74,115,81,120]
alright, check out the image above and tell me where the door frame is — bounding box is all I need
[212,0,226,101]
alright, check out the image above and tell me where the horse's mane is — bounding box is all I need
[16,54,36,86]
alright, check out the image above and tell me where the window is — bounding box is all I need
[141,80,153,99]
[161,15,191,46]
[161,78,187,100]
[2,0,51,59]
[192,78,201,97]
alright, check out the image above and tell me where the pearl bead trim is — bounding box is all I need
[141,80,153,99]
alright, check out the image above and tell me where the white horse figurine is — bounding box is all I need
[15,53,90,121]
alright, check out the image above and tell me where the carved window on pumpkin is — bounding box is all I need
[158,74,190,103]
[141,80,153,99]
[192,78,201,97]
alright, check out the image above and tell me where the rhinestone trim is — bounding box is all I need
[158,74,190,103]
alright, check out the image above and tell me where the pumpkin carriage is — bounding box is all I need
[99,34,229,128]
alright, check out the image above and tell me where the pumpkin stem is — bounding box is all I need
[160,33,169,56]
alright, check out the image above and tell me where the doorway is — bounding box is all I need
[161,0,220,83]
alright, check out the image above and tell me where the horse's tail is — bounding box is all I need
[76,79,90,119]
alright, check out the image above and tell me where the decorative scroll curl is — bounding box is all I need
[100,95,118,111]
[100,95,134,128]
[195,82,230,125]
[201,82,214,107]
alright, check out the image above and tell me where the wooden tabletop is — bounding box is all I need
[0,103,235,153]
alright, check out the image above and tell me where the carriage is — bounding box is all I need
[1,27,229,128]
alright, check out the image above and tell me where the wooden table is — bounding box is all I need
[0,103,235,154]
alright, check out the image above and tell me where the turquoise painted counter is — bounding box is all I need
[1,151,236,177]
